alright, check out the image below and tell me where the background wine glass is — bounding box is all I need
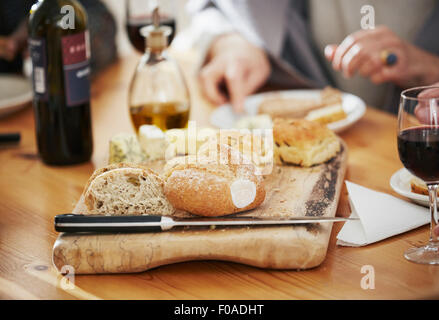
[126,0,176,53]
[397,86,439,264]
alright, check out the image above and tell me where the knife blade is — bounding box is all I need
[54,214,358,233]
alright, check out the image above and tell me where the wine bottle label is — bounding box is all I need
[61,31,91,107]
[29,37,48,101]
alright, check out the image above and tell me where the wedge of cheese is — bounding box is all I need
[109,133,146,164]
[138,125,168,161]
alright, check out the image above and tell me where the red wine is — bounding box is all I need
[126,15,176,53]
[28,0,93,165]
[398,126,439,183]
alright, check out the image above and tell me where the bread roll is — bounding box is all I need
[305,103,347,125]
[165,127,217,157]
[198,130,273,170]
[258,97,323,118]
[164,145,265,216]
[83,163,174,216]
[257,87,343,119]
[321,86,343,106]
[273,118,340,167]
[410,176,438,196]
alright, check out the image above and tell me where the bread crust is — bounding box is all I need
[83,163,174,215]
[410,177,436,196]
[83,162,149,194]
[164,146,266,216]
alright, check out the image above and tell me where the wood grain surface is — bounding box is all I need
[1,51,439,299]
[52,143,347,274]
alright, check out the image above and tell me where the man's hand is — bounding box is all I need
[325,26,439,88]
[414,85,439,124]
[199,33,271,113]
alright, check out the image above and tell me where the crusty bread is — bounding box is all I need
[410,177,437,196]
[83,163,174,216]
[165,127,217,157]
[198,130,273,170]
[164,145,265,217]
[257,87,343,119]
[305,103,347,125]
[258,97,323,118]
[84,162,148,193]
[321,87,343,106]
[273,118,340,167]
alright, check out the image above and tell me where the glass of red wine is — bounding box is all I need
[397,86,439,264]
[126,0,176,53]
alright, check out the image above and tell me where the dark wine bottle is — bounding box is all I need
[28,0,93,165]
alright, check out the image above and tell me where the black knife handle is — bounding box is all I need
[54,214,164,233]
[0,132,20,144]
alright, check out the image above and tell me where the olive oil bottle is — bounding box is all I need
[128,8,190,132]
[28,0,93,165]
[130,101,189,132]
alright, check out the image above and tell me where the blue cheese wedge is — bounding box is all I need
[109,133,146,164]
[138,125,168,161]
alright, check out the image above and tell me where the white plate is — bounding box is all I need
[390,168,429,207]
[0,74,33,118]
[209,89,366,133]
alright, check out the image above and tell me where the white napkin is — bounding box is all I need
[336,181,430,246]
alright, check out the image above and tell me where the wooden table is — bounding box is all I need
[1,52,439,300]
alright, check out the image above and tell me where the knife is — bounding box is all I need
[0,132,20,145]
[54,214,358,233]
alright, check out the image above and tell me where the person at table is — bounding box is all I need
[0,0,117,76]
[184,0,439,114]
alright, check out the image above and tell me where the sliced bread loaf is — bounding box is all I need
[83,163,174,216]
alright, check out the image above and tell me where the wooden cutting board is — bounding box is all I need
[52,142,347,274]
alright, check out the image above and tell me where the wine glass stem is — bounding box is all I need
[427,184,439,244]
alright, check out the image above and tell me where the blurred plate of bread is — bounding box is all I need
[210,87,366,133]
[390,168,432,207]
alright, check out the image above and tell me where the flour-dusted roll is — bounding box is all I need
[83,163,174,216]
[164,145,266,217]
